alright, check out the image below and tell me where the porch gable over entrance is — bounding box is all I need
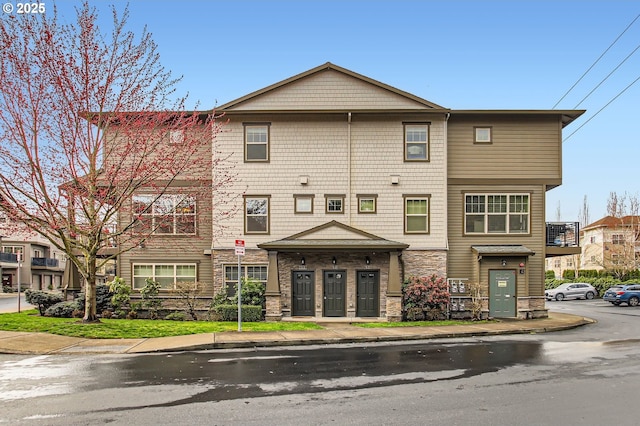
[257,220,409,251]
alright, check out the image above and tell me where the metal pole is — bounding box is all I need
[17,252,21,313]
[237,254,242,332]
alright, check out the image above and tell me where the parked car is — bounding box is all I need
[545,283,597,301]
[603,284,640,306]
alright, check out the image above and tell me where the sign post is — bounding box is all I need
[16,252,22,313]
[234,239,245,332]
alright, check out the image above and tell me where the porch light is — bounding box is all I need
[301,257,305,265]
[332,256,337,265]
[501,259,507,267]
[365,256,371,265]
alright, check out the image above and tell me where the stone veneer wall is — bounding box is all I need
[212,249,269,296]
[400,250,448,281]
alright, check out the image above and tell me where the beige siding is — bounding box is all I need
[232,70,430,111]
[214,113,448,250]
[448,115,562,182]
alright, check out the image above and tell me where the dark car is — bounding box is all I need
[603,284,640,306]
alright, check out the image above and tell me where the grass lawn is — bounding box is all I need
[0,310,486,339]
[0,310,323,339]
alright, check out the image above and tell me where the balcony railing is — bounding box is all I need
[31,257,59,267]
[546,222,579,247]
[0,252,18,263]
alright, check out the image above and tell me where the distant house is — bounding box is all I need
[580,215,640,275]
[114,63,583,320]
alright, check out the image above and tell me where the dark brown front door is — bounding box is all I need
[357,271,379,317]
[292,271,314,316]
[323,270,346,317]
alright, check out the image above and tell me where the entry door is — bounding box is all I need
[323,270,346,317]
[292,271,315,316]
[489,269,516,317]
[357,271,379,317]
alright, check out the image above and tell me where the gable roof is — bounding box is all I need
[582,215,640,231]
[216,62,446,113]
[257,220,410,251]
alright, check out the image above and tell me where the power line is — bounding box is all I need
[563,73,640,142]
[573,42,640,109]
[553,13,640,109]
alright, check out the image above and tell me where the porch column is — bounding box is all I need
[386,251,403,321]
[264,251,282,321]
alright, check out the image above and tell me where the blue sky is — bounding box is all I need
[24,1,640,223]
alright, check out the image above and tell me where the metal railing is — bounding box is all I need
[31,257,59,267]
[0,252,18,263]
[546,222,579,247]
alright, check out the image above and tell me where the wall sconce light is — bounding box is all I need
[501,259,507,267]
[365,256,371,265]
[301,257,305,265]
[332,256,337,265]
[139,241,146,249]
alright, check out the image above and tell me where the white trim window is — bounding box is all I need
[133,194,196,235]
[223,265,268,296]
[404,123,429,161]
[245,196,270,234]
[465,194,529,234]
[133,263,197,290]
[244,124,269,162]
[404,196,430,234]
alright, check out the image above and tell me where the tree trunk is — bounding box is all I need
[82,254,99,323]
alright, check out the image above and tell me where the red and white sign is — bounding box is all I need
[235,239,245,256]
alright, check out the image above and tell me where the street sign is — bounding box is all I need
[235,239,245,256]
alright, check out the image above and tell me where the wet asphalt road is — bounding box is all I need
[1,300,639,425]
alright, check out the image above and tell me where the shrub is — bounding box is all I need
[2,285,13,293]
[45,301,79,318]
[25,289,64,316]
[562,269,576,280]
[212,304,262,322]
[402,275,450,321]
[164,311,187,321]
[74,284,113,313]
[140,278,163,319]
[108,276,131,312]
[545,270,556,279]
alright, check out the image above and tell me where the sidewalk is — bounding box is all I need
[0,312,594,355]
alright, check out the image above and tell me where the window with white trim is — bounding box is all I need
[474,127,492,143]
[465,194,529,234]
[133,263,196,290]
[244,124,269,162]
[132,194,196,235]
[612,234,625,244]
[358,195,377,214]
[404,123,429,161]
[224,265,268,296]
[245,196,270,234]
[294,195,314,214]
[405,196,430,233]
[325,195,344,214]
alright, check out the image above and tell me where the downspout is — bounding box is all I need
[444,112,450,254]
[348,112,352,226]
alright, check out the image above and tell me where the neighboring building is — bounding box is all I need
[115,63,583,320]
[580,215,640,275]
[545,253,580,279]
[0,225,67,292]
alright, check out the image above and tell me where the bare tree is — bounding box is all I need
[578,195,590,228]
[0,3,235,321]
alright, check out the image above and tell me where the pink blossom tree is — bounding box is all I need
[0,2,236,321]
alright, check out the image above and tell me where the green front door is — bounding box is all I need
[489,269,516,317]
[323,270,346,317]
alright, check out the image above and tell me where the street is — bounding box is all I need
[1,300,639,425]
